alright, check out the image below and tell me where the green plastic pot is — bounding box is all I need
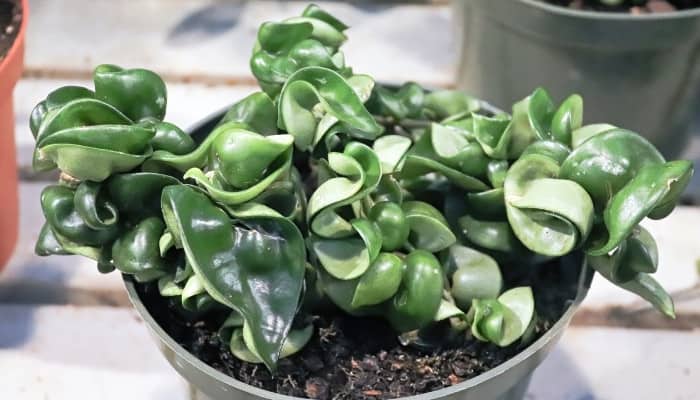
[453,0,700,158]
[122,108,594,400]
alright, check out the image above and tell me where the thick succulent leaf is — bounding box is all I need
[93,64,167,121]
[373,135,412,174]
[161,185,306,371]
[520,140,570,166]
[112,217,166,276]
[231,323,313,364]
[470,299,505,343]
[402,201,456,252]
[588,160,693,256]
[140,119,196,155]
[302,4,348,31]
[472,114,512,159]
[33,98,133,172]
[487,160,508,188]
[571,123,616,148]
[284,16,347,47]
[307,142,381,238]
[184,140,294,205]
[148,121,248,172]
[496,287,536,347]
[465,189,506,220]
[107,172,179,219]
[35,223,102,260]
[36,125,154,181]
[279,67,382,150]
[423,90,480,120]
[30,86,95,137]
[550,94,583,146]
[587,227,673,318]
[35,223,70,256]
[458,214,521,254]
[368,82,425,119]
[219,91,278,135]
[445,245,503,310]
[368,201,410,251]
[515,87,555,141]
[157,274,184,297]
[40,185,120,247]
[211,130,294,189]
[351,252,404,307]
[401,129,489,191]
[73,181,119,230]
[560,129,665,209]
[470,287,535,347]
[386,250,444,332]
[504,154,594,256]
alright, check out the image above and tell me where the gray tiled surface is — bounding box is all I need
[2,1,699,399]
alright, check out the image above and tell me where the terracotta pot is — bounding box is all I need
[0,0,27,270]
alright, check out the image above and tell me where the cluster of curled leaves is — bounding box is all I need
[33,4,692,373]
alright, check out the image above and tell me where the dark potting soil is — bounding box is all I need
[543,0,700,13]
[0,0,20,61]
[136,257,582,399]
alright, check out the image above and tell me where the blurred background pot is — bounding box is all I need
[122,109,594,400]
[0,0,26,270]
[453,0,700,158]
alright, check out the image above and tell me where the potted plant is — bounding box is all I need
[0,0,26,270]
[453,0,700,158]
[31,5,692,399]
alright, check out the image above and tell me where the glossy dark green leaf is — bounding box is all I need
[571,123,616,148]
[30,86,95,138]
[560,129,665,210]
[139,119,196,155]
[368,82,425,119]
[368,202,410,251]
[402,201,456,252]
[504,154,594,256]
[588,160,693,256]
[40,185,120,247]
[219,92,278,135]
[386,250,444,332]
[351,252,404,308]
[307,142,381,238]
[279,67,382,150]
[470,286,535,347]
[112,217,166,276]
[458,214,521,254]
[106,172,179,218]
[445,245,503,310]
[587,226,673,318]
[93,64,167,121]
[231,323,313,364]
[550,94,582,146]
[161,186,305,371]
[423,90,479,120]
[520,140,570,166]
[302,4,348,32]
[73,180,119,230]
[372,135,411,174]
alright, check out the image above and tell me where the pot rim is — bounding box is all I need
[516,0,700,20]
[0,0,27,72]
[124,261,593,400]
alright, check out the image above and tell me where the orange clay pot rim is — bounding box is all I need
[0,0,28,75]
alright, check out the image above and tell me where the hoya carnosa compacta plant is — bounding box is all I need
[33,4,693,373]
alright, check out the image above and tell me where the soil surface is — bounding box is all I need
[543,0,700,13]
[0,0,20,61]
[137,257,582,399]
